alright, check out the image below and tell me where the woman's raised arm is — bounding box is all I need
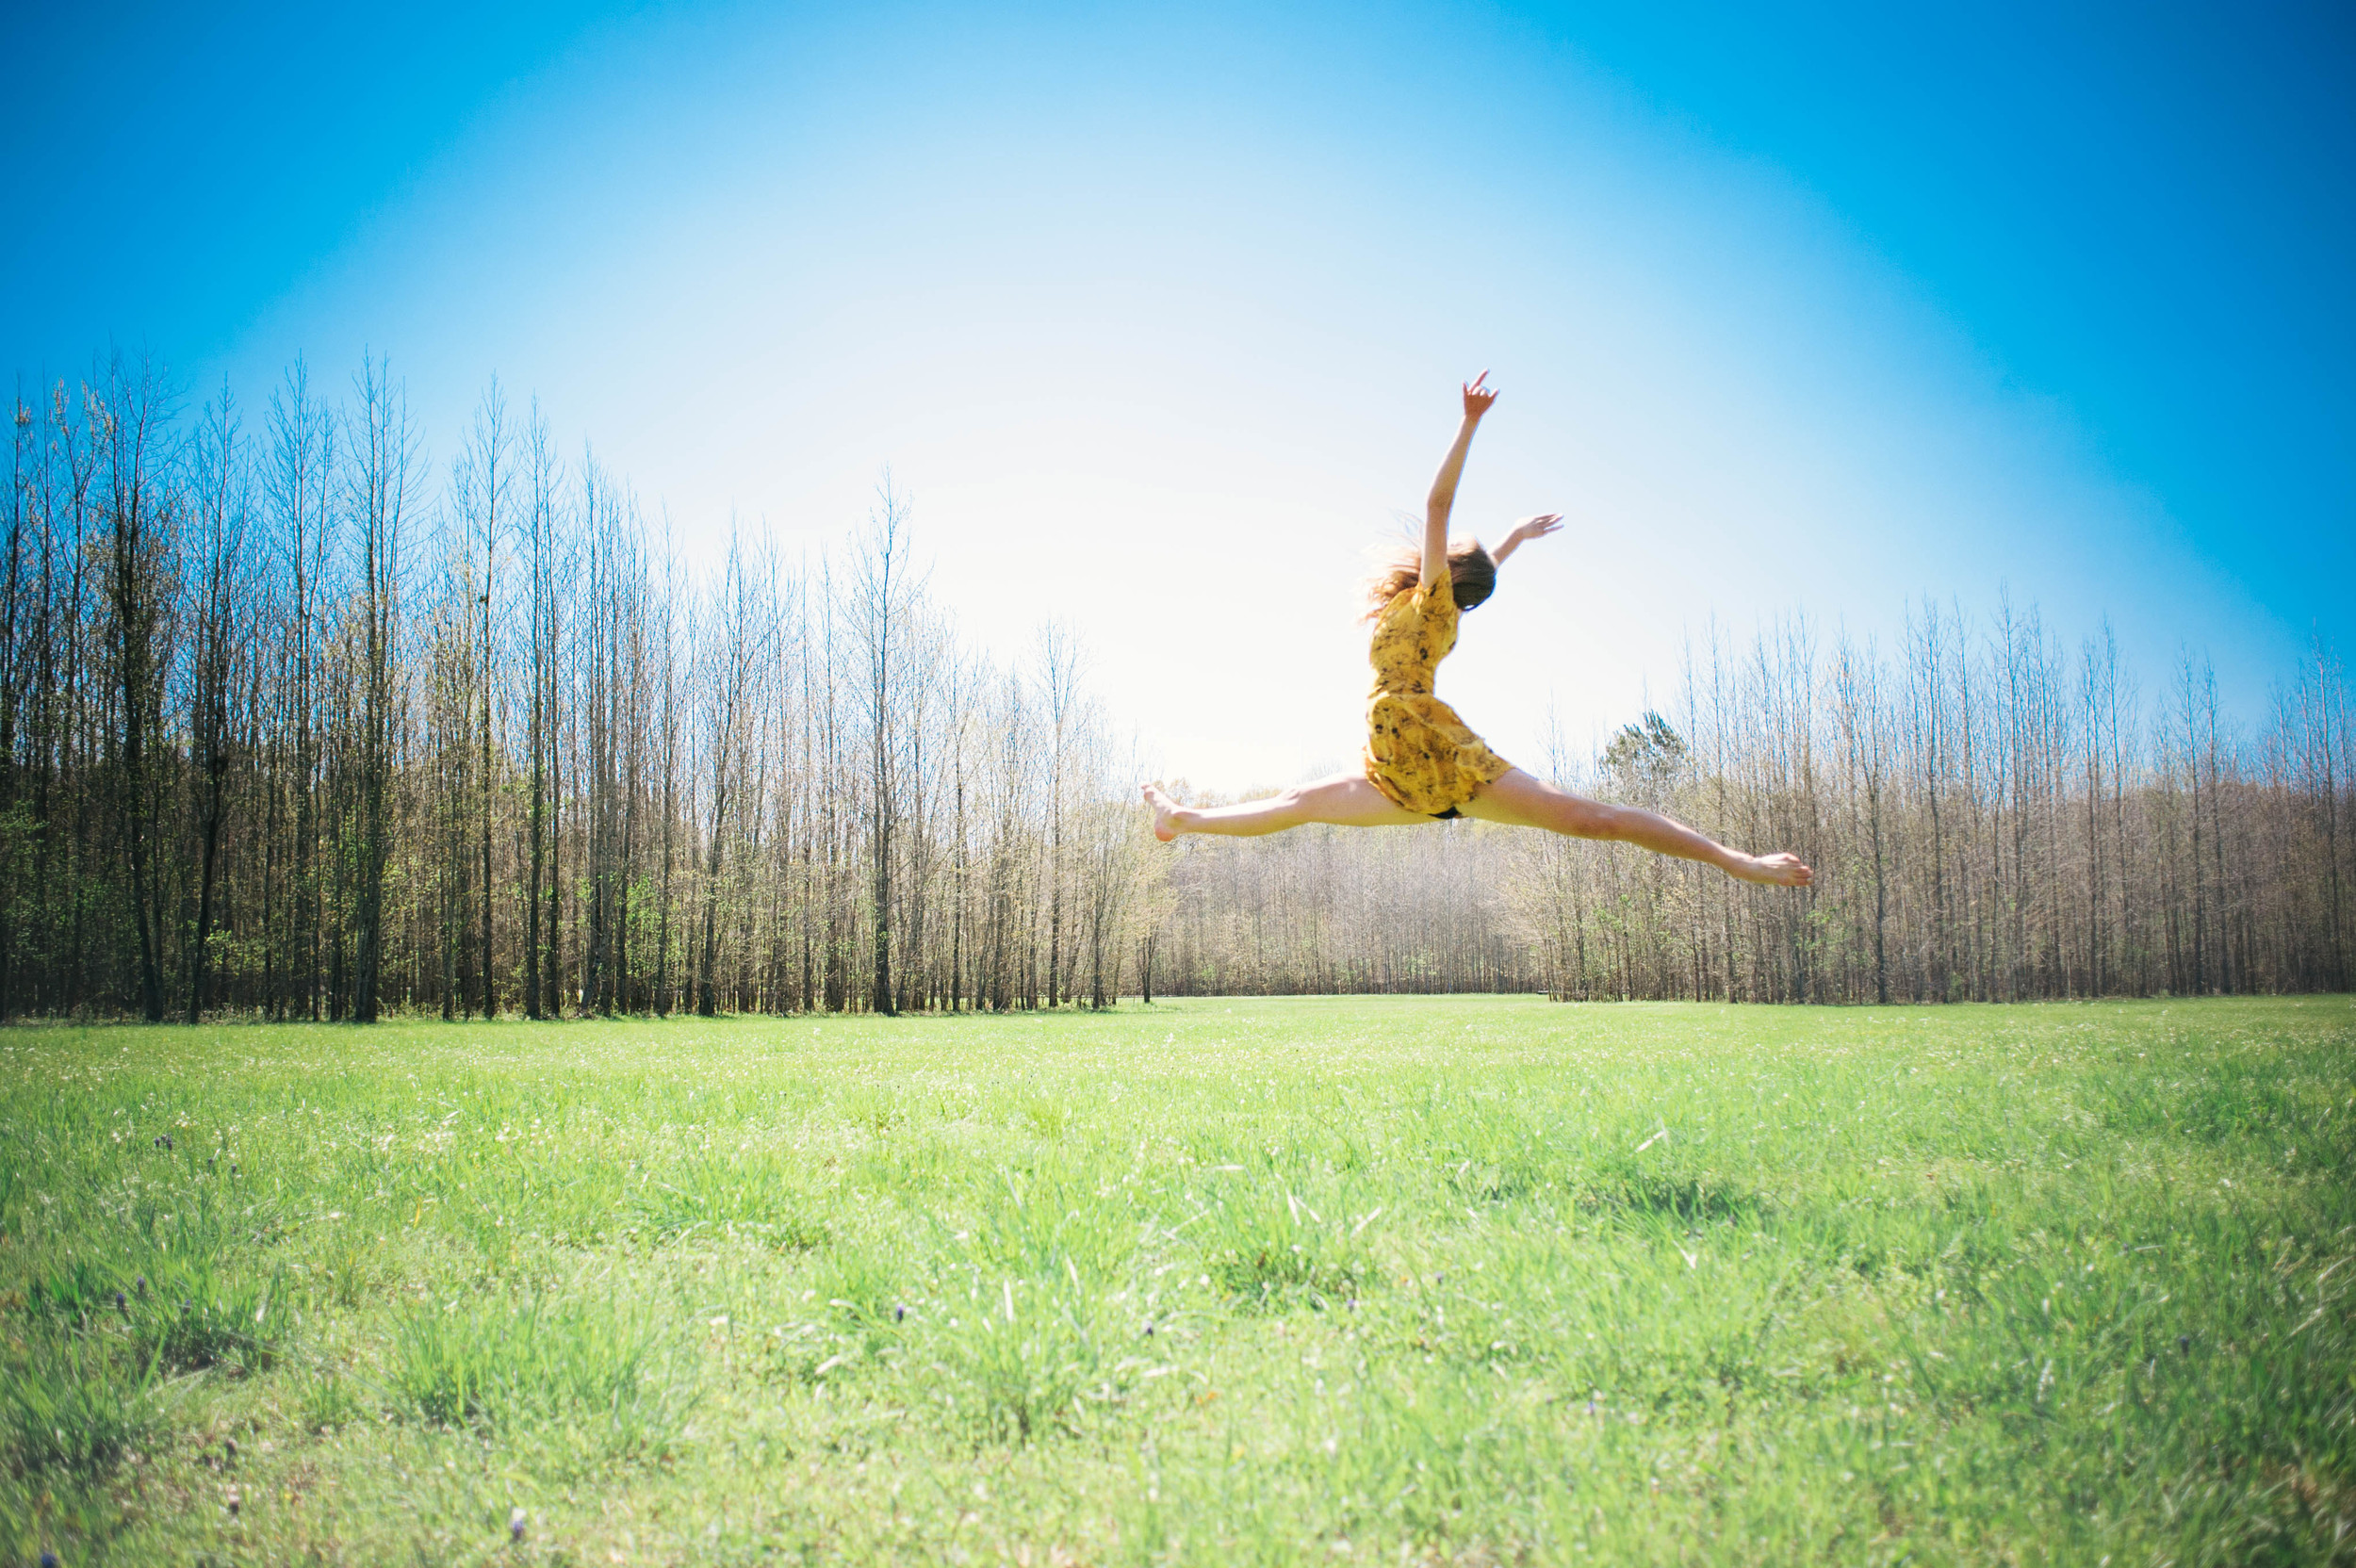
[1423,372,1497,587]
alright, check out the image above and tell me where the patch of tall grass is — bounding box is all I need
[627,1148,829,1250]
[389,1283,696,1458]
[1,1338,159,1478]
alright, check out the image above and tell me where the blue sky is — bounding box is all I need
[7,1,2351,788]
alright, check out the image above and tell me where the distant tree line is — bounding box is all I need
[3,352,1162,1022]
[4,351,2348,1019]
[1152,608,2350,1003]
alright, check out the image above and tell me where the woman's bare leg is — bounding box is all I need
[1462,768,1813,886]
[1142,776,1427,841]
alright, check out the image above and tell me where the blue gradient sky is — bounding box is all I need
[8,1,2351,788]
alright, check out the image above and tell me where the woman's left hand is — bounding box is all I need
[1507,514,1564,547]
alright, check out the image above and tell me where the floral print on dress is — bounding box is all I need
[1362,576,1512,816]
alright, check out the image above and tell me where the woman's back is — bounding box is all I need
[1367,580,1460,698]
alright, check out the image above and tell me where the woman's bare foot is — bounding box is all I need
[1730,852,1813,888]
[1141,782,1188,842]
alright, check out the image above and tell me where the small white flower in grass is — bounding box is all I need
[509,1507,527,1542]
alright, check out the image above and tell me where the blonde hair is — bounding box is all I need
[1362,537,1496,620]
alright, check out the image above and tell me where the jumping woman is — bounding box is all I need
[1141,374,1814,889]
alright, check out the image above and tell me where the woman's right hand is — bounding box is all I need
[1462,371,1497,420]
[1507,514,1563,548]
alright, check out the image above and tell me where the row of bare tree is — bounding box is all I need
[5,351,2348,1019]
[1150,608,2350,1003]
[2,353,1165,1022]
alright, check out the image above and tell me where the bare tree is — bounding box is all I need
[1834,633,1891,1003]
[520,405,560,1019]
[853,483,915,1014]
[0,385,46,1020]
[453,383,512,1018]
[184,388,249,1021]
[95,355,181,1022]
[347,357,413,1021]
[694,531,761,1017]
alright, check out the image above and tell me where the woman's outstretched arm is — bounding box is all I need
[1424,373,1497,587]
[1489,513,1563,567]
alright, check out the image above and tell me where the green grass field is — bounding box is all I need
[2,996,2350,1566]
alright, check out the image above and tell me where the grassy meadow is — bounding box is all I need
[2,995,2351,1565]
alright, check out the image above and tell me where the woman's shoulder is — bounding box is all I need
[1372,576,1456,628]
[1408,578,1457,617]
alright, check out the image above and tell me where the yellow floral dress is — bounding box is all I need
[1363,577,1512,817]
